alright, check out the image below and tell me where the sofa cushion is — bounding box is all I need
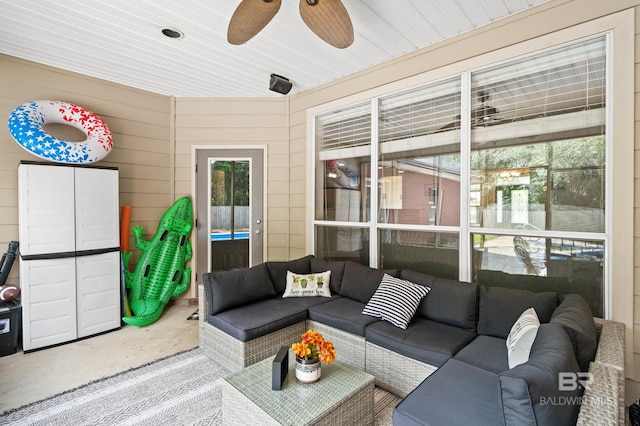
[550,293,597,372]
[393,358,505,426]
[282,270,332,298]
[365,317,476,367]
[203,263,276,315]
[506,307,540,369]
[266,255,314,294]
[477,285,557,339]
[280,294,342,309]
[454,335,509,374]
[310,258,346,294]
[307,297,379,336]
[339,261,398,304]
[499,323,581,426]
[401,270,478,331]
[207,298,308,342]
[362,274,429,329]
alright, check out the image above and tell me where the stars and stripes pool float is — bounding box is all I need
[7,100,113,164]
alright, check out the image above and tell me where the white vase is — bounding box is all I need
[295,356,321,383]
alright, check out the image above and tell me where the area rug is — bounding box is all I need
[0,347,400,425]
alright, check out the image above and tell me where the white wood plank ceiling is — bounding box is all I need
[0,0,549,97]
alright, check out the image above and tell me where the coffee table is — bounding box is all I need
[222,351,375,425]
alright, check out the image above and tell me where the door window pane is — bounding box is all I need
[210,160,250,271]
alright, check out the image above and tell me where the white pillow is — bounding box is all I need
[282,271,332,298]
[506,307,540,368]
[362,274,430,329]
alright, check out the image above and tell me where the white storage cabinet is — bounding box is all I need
[18,162,121,351]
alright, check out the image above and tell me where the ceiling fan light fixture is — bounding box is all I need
[161,27,184,40]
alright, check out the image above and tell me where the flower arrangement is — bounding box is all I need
[292,329,336,364]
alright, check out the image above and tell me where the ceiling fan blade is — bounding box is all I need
[299,0,354,49]
[227,0,282,45]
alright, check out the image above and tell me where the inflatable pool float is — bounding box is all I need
[326,159,360,189]
[7,100,113,164]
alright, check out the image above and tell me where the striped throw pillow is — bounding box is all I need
[362,274,430,329]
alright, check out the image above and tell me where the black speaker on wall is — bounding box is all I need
[269,74,292,95]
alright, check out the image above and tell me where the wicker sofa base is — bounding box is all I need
[307,320,366,370]
[365,342,438,397]
[199,285,305,372]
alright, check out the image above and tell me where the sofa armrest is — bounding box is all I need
[198,284,209,345]
[593,318,625,371]
[577,318,625,426]
[199,284,209,321]
[577,362,622,426]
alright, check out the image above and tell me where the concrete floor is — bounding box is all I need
[0,304,199,413]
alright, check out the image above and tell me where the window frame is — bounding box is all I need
[306,11,634,324]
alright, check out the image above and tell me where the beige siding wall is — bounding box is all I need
[0,54,172,286]
[173,97,291,279]
[289,0,640,383]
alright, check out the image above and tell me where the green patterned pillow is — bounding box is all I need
[282,271,332,298]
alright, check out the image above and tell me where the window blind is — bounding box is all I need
[378,78,462,144]
[316,102,371,160]
[471,35,606,127]
[316,35,606,159]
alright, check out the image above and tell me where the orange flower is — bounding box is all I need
[301,330,323,347]
[318,340,336,364]
[292,329,336,363]
[292,342,311,358]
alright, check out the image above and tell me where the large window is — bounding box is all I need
[313,35,608,316]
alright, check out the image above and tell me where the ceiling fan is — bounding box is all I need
[227,0,354,49]
[470,90,499,127]
[440,90,500,130]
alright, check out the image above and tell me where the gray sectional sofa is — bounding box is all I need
[198,255,625,425]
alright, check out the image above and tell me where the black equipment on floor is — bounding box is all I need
[0,241,18,288]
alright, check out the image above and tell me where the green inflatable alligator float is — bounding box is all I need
[122,196,193,327]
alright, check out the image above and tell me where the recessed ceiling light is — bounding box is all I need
[161,27,184,40]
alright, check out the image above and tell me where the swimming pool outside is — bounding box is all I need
[211,231,250,241]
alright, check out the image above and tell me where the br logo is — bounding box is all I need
[559,372,593,391]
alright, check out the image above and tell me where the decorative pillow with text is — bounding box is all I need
[506,307,540,368]
[282,270,332,298]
